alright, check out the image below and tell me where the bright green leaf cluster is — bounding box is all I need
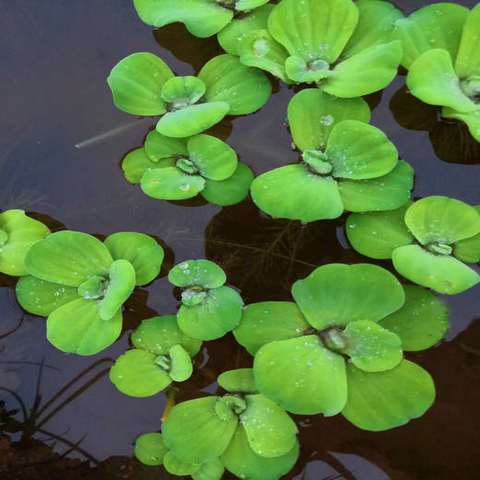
[234,263,444,430]
[15,231,165,355]
[108,53,271,137]
[123,131,254,206]
[251,89,414,222]
[396,3,480,142]
[347,196,480,294]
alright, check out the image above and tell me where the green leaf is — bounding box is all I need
[98,259,136,320]
[169,259,226,289]
[134,432,168,466]
[132,314,202,357]
[47,298,122,355]
[326,120,398,180]
[342,0,403,58]
[346,205,413,259]
[268,0,359,64]
[394,3,469,69]
[191,458,224,480]
[454,207,480,262]
[104,232,164,286]
[404,196,480,246]
[223,425,299,480]
[133,0,233,37]
[156,102,230,138]
[218,369,257,394]
[254,335,347,416]
[188,135,237,181]
[0,210,50,276]
[122,148,161,184]
[144,131,188,162]
[25,231,113,287]
[218,5,273,55]
[107,52,174,116]
[16,276,79,317]
[169,344,193,382]
[442,107,480,142]
[392,244,480,295]
[342,360,435,431]
[380,285,448,352]
[323,41,402,97]
[109,349,172,397]
[141,166,206,200]
[164,451,199,476]
[339,160,414,213]
[202,163,254,206]
[455,4,480,78]
[406,49,477,113]
[161,76,206,105]
[177,286,243,340]
[292,263,405,330]
[163,396,238,464]
[236,0,270,11]
[342,320,403,372]
[250,164,343,222]
[199,54,271,115]
[233,301,308,355]
[285,55,333,84]
[241,394,297,458]
[287,89,371,152]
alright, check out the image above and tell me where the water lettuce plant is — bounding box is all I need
[109,314,202,397]
[123,131,254,206]
[108,53,271,138]
[396,3,480,142]
[168,259,243,340]
[251,89,413,222]
[234,264,445,430]
[0,210,49,276]
[16,231,165,355]
[157,368,299,479]
[234,0,403,96]
[347,197,480,294]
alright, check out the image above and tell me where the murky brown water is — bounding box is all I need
[1,1,480,478]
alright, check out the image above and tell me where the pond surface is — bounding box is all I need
[1,1,480,479]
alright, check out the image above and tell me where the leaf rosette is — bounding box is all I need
[250,89,413,222]
[108,53,271,138]
[397,3,480,142]
[168,259,244,341]
[16,231,165,355]
[347,196,480,294]
[123,131,254,206]
[234,263,445,430]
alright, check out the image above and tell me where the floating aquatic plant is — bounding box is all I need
[109,314,201,397]
[251,89,413,222]
[108,53,271,138]
[347,197,480,294]
[123,131,254,205]
[0,210,49,277]
[168,259,243,340]
[233,0,402,96]
[16,231,165,355]
[234,264,445,430]
[396,3,480,142]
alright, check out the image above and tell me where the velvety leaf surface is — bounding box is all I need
[455,4,480,78]
[144,131,188,162]
[250,164,344,222]
[122,148,159,184]
[107,52,173,115]
[236,0,270,11]
[169,259,226,289]
[218,369,257,394]
[380,285,449,352]
[292,263,405,330]
[254,335,347,416]
[104,232,164,286]
[168,344,193,382]
[163,451,199,476]
[134,432,168,466]
[199,54,271,115]
[392,244,480,295]
[287,89,371,151]
[25,231,113,287]
[234,301,308,355]
[47,298,122,355]
[163,396,238,464]
[454,207,480,262]
[342,360,435,431]
[191,458,224,480]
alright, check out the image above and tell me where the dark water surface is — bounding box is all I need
[1,1,480,479]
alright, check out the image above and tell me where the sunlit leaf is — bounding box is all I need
[134,432,168,466]
[218,369,257,394]
[169,259,226,289]
[169,344,193,382]
[164,451,199,476]
[191,458,224,480]
[144,131,189,162]
[454,207,480,262]
[236,0,270,11]
[455,4,480,78]
[122,148,161,184]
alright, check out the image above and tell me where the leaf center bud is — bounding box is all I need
[303,150,333,175]
[320,327,347,352]
[181,285,207,306]
[426,242,452,256]
[176,158,200,175]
